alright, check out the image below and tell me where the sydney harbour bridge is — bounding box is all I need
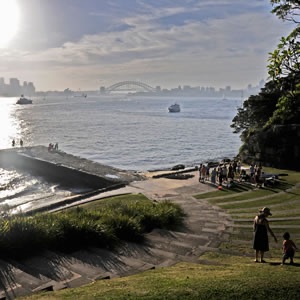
[103,81,156,94]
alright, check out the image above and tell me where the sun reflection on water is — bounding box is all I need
[0,97,20,149]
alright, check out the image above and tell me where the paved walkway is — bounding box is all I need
[0,171,233,299]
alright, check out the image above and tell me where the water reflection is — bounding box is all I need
[0,97,19,149]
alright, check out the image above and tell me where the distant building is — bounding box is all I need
[9,78,21,96]
[26,82,36,96]
[0,77,36,97]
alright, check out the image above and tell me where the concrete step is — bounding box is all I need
[61,249,113,281]
[86,247,155,278]
[0,257,65,296]
[17,252,74,282]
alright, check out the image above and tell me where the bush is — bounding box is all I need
[0,197,184,259]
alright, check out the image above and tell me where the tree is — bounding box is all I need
[233,0,300,131]
[271,0,300,23]
[231,80,281,136]
[230,1,300,169]
[268,28,300,85]
[267,28,300,126]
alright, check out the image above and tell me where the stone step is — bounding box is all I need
[87,248,155,278]
[62,249,114,280]
[0,258,62,294]
[116,241,178,266]
[17,252,75,282]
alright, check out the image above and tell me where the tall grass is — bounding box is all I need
[0,195,184,259]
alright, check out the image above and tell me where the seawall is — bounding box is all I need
[0,145,145,191]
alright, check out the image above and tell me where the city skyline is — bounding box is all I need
[0,75,263,97]
[0,1,293,91]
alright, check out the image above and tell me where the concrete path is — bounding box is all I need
[0,170,233,299]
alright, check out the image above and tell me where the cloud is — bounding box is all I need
[0,0,294,90]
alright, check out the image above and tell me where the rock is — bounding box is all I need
[171,164,185,171]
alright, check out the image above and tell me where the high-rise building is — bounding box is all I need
[27,82,36,95]
[9,78,21,96]
[0,77,5,94]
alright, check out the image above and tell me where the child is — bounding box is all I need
[282,232,297,265]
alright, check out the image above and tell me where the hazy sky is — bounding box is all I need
[0,0,294,91]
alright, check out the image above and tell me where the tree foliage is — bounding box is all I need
[231,0,300,139]
[268,28,300,82]
[231,80,281,137]
[271,0,300,23]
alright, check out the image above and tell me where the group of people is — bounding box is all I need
[241,163,264,186]
[199,161,266,188]
[48,142,59,152]
[12,139,23,147]
[198,160,242,187]
[253,207,297,265]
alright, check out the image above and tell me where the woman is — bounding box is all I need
[253,207,277,263]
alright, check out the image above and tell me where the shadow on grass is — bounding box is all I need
[229,178,295,194]
[229,184,252,192]
[259,180,294,193]
[269,262,300,267]
[276,180,294,190]
[214,182,253,194]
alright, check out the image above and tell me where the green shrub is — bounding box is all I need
[0,197,183,259]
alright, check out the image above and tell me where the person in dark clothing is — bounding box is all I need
[253,207,277,263]
[282,232,297,265]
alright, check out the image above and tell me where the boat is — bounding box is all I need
[73,89,87,98]
[16,95,33,104]
[222,94,228,101]
[74,93,87,98]
[168,103,180,113]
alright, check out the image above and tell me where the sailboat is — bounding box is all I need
[222,93,228,101]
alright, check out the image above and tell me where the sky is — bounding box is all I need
[0,0,294,91]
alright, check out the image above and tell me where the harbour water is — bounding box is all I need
[0,95,243,213]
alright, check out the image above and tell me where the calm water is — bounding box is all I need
[0,95,243,213]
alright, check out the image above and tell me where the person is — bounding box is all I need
[20,139,23,147]
[239,169,249,182]
[228,163,234,181]
[201,164,206,183]
[255,165,262,187]
[282,232,297,265]
[205,166,210,181]
[12,139,15,147]
[253,207,277,263]
[218,166,223,186]
[198,164,203,182]
[237,161,241,174]
[222,165,228,182]
[232,160,237,174]
[250,164,255,181]
[54,142,58,150]
[211,167,217,184]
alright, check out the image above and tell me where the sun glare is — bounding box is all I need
[0,0,20,48]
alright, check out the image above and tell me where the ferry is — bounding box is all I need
[168,103,180,113]
[16,95,33,104]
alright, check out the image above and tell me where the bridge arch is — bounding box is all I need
[106,81,155,93]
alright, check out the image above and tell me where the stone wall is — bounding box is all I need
[239,124,300,170]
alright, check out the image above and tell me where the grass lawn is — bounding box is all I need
[21,252,300,300]
[20,167,300,300]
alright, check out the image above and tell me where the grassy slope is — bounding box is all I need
[21,167,300,300]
